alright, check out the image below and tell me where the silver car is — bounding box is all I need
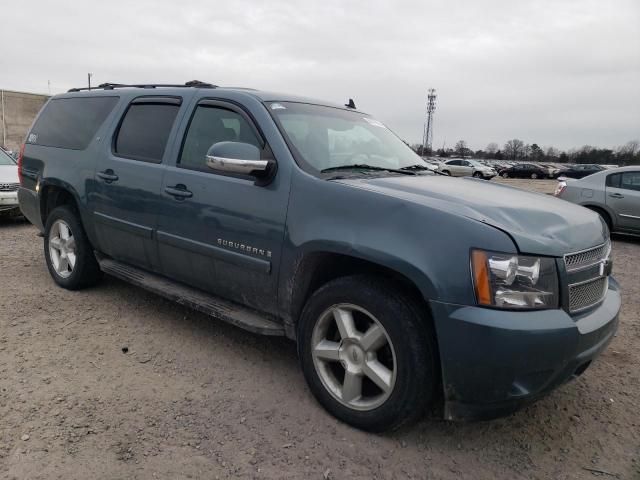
[438,158,497,179]
[0,148,20,217]
[555,166,640,235]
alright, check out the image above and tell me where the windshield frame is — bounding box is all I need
[265,101,427,178]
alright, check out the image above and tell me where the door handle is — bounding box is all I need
[609,193,624,199]
[97,170,119,183]
[164,185,193,199]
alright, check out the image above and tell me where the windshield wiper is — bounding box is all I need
[320,164,416,175]
[400,164,448,176]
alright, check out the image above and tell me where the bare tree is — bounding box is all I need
[455,140,468,158]
[503,139,525,160]
[545,146,559,160]
[486,142,499,157]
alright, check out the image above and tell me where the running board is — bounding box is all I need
[97,257,285,336]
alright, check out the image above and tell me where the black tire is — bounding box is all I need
[531,173,538,179]
[298,275,437,432]
[473,172,483,178]
[44,205,102,290]
[441,170,450,176]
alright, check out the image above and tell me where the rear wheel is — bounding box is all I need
[44,205,102,290]
[531,173,538,179]
[473,172,483,178]
[298,275,437,432]
[502,172,509,178]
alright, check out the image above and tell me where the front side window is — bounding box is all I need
[115,102,180,163]
[269,102,424,174]
[179,105,262,171]
[621,172,640,192]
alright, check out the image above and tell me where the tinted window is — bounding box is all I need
[29,96,118,150]
[621,172,640,192]
[179,105,261,171]
[447,160,461,166]
[115,102,180,162]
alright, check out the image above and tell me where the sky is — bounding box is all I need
[1,0,638,151]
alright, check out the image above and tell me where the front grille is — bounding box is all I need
[564,242,610,271]
[569,277,608,313]
[0,182,19,192]
[564,242,611,314]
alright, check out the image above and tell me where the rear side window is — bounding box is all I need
[179,105,262,171]
[29,96,119,150]
[621,172,640,192]
[115,101,180,163]
[606,173,621,188]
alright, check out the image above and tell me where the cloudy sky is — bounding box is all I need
[1,0,638,151]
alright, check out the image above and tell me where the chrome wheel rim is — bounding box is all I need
[311,304,397,411]
[48,220,76,278]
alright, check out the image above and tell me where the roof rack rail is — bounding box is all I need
[67,80,217,93]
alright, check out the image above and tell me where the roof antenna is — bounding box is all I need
[345,98,356,109]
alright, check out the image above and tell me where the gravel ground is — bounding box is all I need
[1,179,638,479]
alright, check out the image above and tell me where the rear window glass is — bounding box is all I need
[29,97,119,150]
[115,103,180,163]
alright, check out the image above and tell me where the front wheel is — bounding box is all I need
[44,205,103,290]
[502,172,509,178]
[473,172,483,178]
[531,173,538,179]
[298,275,437,432]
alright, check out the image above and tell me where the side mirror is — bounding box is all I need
[206,142,271,177]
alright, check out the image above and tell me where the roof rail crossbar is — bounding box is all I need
[67,80,217,93]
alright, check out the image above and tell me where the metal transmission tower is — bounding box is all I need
[421,88,437,155]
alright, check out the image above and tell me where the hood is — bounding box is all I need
[336,175,607,256]
[0,165,19,184]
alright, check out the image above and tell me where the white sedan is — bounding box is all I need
[0,148,20,217]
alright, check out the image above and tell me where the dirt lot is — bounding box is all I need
[1,179,638,480]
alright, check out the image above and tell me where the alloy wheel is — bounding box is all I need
[311,304,397,411]
[48,220,76,278]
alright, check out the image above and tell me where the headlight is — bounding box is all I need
[471,250,559,309]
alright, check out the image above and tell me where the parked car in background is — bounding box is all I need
[555,166,640,235]
[18,83,620,432]
[499,163,550,179]
[438,159,497,179]
[539,163,561,178]
[0,148,21,217]
[558,164,605,179]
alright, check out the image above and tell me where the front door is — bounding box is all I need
[155,99,288,314]
[88,96,183,271]
[606,170,640,232]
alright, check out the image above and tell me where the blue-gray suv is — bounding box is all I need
[18,82,620,431]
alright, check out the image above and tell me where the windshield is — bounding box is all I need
[268,102,424,174]
[0,149,16,165]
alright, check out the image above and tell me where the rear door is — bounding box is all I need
[459,160,473,176]
[87,96,184,271]
[606,171,640,232]
[154,99,288,314]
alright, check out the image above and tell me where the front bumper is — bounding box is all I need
[430,277,621,420]
[0,191,20,214]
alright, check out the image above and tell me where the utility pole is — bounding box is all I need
[421,88,437,156]
[88,73,93,90]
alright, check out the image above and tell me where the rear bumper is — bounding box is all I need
[430,277,621,421]
[17,187,43,230]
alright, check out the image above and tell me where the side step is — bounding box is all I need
[98,257,285,336]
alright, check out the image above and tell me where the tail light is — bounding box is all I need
[554,181,567,197]
[17,143,25,185]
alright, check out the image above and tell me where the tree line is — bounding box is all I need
[412,139,640,165]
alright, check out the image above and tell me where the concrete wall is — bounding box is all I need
[1,90,49,153]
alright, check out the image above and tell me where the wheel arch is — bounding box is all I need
[39,180,83,226]
[284,250,437,338]
[581,203,614,231]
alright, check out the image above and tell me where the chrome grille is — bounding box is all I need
[0,183,19,192]
[564,242,610,271]
[569,277,608,313]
